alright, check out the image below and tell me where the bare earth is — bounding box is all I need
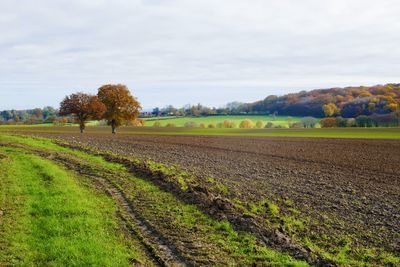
[18,131,400,256]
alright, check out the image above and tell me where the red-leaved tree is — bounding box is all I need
[59,92,106,133]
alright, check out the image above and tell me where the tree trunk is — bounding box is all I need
[79,120,85,134]
[111,120,116,134]
[79,123,85,134]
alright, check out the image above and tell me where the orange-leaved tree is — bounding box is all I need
[59,92,106,133]
[97,84,141,134]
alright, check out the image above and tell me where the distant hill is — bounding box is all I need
[239,84,400,118]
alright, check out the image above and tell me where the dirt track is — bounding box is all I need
[18,132,400,256]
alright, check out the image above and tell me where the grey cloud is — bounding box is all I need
[0,0,399,109]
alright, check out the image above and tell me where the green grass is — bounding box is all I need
[2,124,400,139]
[0,147,144,266]
[143,115,302,127]
[0,134,308,266]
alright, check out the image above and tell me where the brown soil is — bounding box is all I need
[15,132,400,260]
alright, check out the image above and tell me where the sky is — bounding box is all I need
[0,0,400,110]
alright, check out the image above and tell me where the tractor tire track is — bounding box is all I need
[51,155,190,267]
[0,142,189,267]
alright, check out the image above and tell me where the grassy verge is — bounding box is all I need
[1,125,400,139]
[0,134,308,266]
[0,146,152,266]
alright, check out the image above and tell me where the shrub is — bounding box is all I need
[255,121,264,128]
[199,123,206,128]
[130,119,145,126]
[301,117,317,128]
[355,115,373,127]
[153,121,162,127]
[335,117,348,127]
[265,122,274,128]
[239,119,254,128]
[347,118,356,127]
[184,121,198,128]
[290,122,303,128]
[165,123,176,127]
[53,117,69,126]
[222,120,236,128]
[208,123,216,128]
[320,118,337,128]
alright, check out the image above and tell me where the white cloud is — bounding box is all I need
[0,0,399,109]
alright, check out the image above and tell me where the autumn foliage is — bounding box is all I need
[241,83,400,118]
[59,93,106,133]
[98,84,141,133]
[239,119,254,128]
[59,84,141,133]
[320,118,338,128]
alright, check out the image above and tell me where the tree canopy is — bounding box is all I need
[59,92,106,133]
[97,84,141,133]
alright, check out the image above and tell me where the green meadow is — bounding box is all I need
[143,115,302,127]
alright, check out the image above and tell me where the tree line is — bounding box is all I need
[146,84,400,127]
[148,84,400,118]
[0,106,58,124]
[0,84,141,134]
[2,83,399,129]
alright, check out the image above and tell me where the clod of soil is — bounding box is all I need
[14,131,400,263]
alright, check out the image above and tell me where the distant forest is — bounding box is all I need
[150,83,400,118]
[240,83,400,118]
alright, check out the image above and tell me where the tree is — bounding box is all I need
[323,103,340,117]
[221,120,236,128]
[98,84,141,134]
[184,121,198,128]
[165,123,176,127]
[265,121,274,128]
[152,107,160,116]
[287,116,293,127]
[153,121,162,127]
[59,92,106,133]
[255,121,264,128]
[239,119,254,128]
[320,118,337,128]
[301,117,317,128]
[355,115,373,127]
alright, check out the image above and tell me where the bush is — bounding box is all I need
[347,118,356,127]
[255,121,264,128]
[184,121,198,128]
[222,120,236,128]
[265,121,274,128]
[335,117,348,127]
[301,117,317,128]
[199,123,206,128]
[290,122,303,128]
[320,118,337,128]
[165,123,176,127]
[355,115,373,127]
[153,121,162,127]
[208,123,216,128]
[53,117,69,126]
[129,119,145,126]
[239,119,254,128]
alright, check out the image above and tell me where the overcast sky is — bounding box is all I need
[1,0,399,110]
